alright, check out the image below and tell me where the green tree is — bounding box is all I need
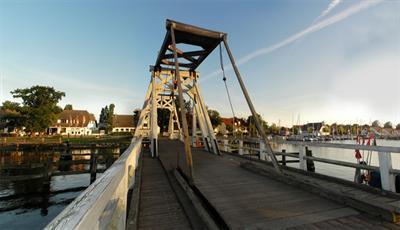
[351,124,359,135]
[1,101,25,130]
[383,121,393,129]
[133,109,141,126]
[247,114,268,136]
[1,100,20,111]
[396,123,400,130]
[307,127,313,134]
[269,123,279,135]
[293,126,300,135]
[208,109,222,128]
[10,86,65,133]
[337,125,345,135]
[372,120,380,127]
[64,104,73,110]
[99,104,115,133]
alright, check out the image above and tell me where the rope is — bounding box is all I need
[219,43,236,138]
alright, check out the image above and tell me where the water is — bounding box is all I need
[0,147,123,230]
[269,139,400,181]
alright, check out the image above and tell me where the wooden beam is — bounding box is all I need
[161,59,193,68]
[168,45,197,63]
[163,50,207,59]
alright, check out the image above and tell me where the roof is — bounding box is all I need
[221,118,233,126]
[112,114,135,128]
[55,110,96,127]
[155,19,226,71]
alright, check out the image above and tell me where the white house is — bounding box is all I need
[112,114,135,133]
[49,110,97,135]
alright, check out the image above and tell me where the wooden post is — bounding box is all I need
[223,36,281,173]
[378,152,395,192]
[299,146,307,170]
[90,150,97,184]
[171,24,194,182]
[192,106,197,146]
[305,147,315,172]
[239,140,243,155]
[281,149,286,166]
[150,71,158,158]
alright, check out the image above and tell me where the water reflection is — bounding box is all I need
[0,147,123,230]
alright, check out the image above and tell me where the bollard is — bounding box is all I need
[239,140,243,155]
[90,150,97,184]
[299,146,307,170]
[305,147,315,172]
[281,149,286,166]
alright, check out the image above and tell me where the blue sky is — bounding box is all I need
[0,0,399,126]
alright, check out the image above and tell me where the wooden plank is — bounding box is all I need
[137,152,191,230]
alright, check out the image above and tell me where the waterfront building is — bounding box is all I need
[111,114,135,133]
[49,110,97,135]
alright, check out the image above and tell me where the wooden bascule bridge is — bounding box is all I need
[46,20,400,229]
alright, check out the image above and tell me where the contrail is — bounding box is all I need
[201,0,382,82]
[312,0,342,24]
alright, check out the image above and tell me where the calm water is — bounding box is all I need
[269,139,400,181]
[0,147,123,230]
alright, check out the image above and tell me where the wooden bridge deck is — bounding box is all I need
[158,139,399,229]
[137,151,191,229]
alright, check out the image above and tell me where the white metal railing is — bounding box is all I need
[219,138,400,192]
[45,137,143,230]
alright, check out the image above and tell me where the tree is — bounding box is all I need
[337,125,345,135]
[1,100,20,111]
[269,123,279,135]
[293,126,300,135]
[351,124,359,135]
[396,123,400,130]
[10,86,65,133]
[133,109,141,126]
[64,104,73,110]
[208,109,222,128]
[1,101,25,130]
[372,120,381,127]
[246,114,268,136]
[99,104,115,133]
[383,121,393,129]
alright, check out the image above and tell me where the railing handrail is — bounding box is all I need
[218,137,399,192]
[279,140,400,153]
[45,137,142,230]
[217,137,400,153]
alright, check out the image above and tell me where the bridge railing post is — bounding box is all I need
[299,145,307,171]
[378,151,396,192]
[239,140,243,155]
[223,139,229,152]
[281,149,286,166]
[259,138,269,161]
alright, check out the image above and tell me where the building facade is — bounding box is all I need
[49,110,97,135]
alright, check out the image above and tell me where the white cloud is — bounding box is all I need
[311,0,342,24]
[201,0,382,82]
